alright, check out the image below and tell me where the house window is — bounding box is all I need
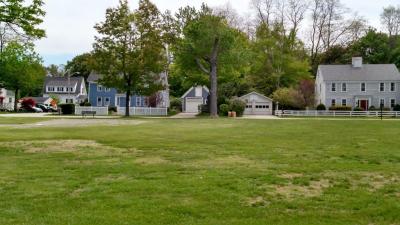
[342,99,347,106]
[97,85,103,92]
[391,99,396,108]
[331,83,336,92]
[105,87,111,92]
[341,83,347,92]
[97,97,102,106]
[391,83,396,92]
[246,105,252,109]
[361,83,366,92]
[380,99,385,107]
[331,99,336,106]
[104,97,110,106]
[9,98,12,103]
[136,97,141,107]
[48,87,55,92]
[57,87,64,92]
[380,83,385,92]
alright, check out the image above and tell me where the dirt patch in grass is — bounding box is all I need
[246,196,270,207]
[269,179,331,199]
[135,156,170,165]
[95,174,130,183]
[278,173,304,179]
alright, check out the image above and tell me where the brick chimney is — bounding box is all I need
[352,57,363,68]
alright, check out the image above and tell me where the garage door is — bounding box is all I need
[185,98,203,113]
[244,104,272,115]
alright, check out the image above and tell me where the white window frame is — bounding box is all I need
[341,83,347,92]
[331,83,336,92]
[390,99,396,108]
[47,86,55,92]
[136,97,141,107]
[361,83,366,92]
[380,83,385,92]
[97,85,103,92]
[342,99,347,106]
[104,97,110,106]
[380,98,385,107]
[391,83,396,92]
[105,87,111,92]
[97,97,102,106]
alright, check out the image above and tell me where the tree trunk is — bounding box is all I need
[209,37,219,118]
[14,88,19,112]
[125,90,130,117]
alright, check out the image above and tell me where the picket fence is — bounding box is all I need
[276,110,400,118]
[117,107,168,116]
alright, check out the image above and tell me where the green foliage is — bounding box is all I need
[272,88,305,110]
[219,104,229,116]
[249,24,311,96]
[169,97,182,112]
[350,29,391,64]
[316,104,326,111]
[59,104,75,115]
[65,53,95,81]
[49,94,60,105]
[354,107,364,111]
[0,0,46,39]
[93,0,165,116]
[0,41,45,110]
[393,104,400,111]
[229,98,246,117]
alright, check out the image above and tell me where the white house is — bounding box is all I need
[43,77,87,104]
[181,85,209,113]
[0,88,15,111]
[315,57,400,110]
[239,92,273,115]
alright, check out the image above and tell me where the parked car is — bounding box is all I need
[36,104,57,112]
[20,105,43,113]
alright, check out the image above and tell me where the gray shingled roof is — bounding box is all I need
[87,72,102,83]
[43,77,85,94]
[319,64,400,81]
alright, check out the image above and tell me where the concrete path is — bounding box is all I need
[241,115,280,120]
[171,113,198,119]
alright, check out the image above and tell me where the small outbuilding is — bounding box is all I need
[239,92,273,115]
[181,85,209,113]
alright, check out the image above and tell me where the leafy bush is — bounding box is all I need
[353,107,364,111]
[393,104,400,111]
[59,104,75,115]
[229,98,246,117]
[170,97,182,112]
[108,106,117,112]
[199,104,209,114]
[21,98,36,108]
[316,104,326,111]
[369,106,376,111]
[219,104,230,116]
[272,88,305,110]
[80,99,91,106]
[328,106,352,111]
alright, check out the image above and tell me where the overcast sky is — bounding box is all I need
[35,0,400,66]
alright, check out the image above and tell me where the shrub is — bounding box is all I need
[353,107,364,111]
[229,98,246,117]
[21,98,36,108]
[369,106,376,111]
[393,104,400,111]
[170,97,182,112]
[316,104,326,111]
[80,99,91,107]
[219,104,230,116]
[108,106,117,112]
[199,104,209,114]
[59,104,75,115]
[329,106,352,111]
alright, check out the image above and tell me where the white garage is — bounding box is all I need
[240,92,274,115]
[181,86,210,113]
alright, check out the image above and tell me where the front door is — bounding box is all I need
[360,100,368,111]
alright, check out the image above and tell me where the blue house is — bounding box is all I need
[87,72,148,107]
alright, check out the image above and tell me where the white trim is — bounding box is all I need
[239,91,273,102]
[181,85,209,99]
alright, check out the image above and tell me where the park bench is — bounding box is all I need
[82,110,96,118]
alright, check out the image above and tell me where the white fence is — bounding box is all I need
[117,107,167,116]
[75,106,109,116]
[276,110,400,118]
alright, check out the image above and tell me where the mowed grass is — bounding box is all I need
[0,118,399,225]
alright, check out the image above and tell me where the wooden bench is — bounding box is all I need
[82,111,96,118]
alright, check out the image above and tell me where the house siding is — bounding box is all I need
[181,86,209,112]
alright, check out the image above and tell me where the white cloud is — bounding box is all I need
[35,0,398,65]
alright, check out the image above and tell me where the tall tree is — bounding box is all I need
[174,10,248,117]
[381,5,400,38]
[0,41,45,111]
[93,0,165,116]
[65,53,95,81]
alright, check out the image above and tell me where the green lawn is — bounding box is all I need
[0,118,399,225]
